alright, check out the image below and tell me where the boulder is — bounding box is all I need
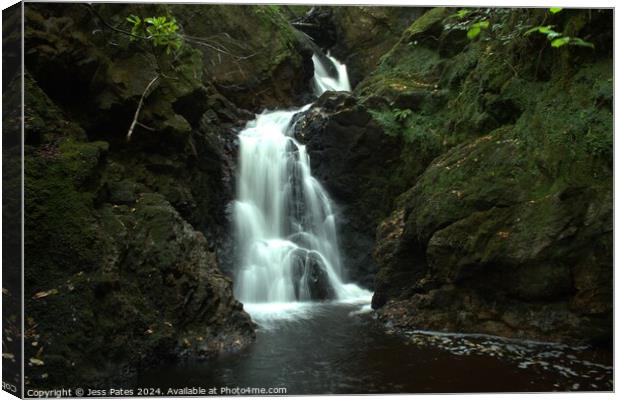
[291,251,336,301]
[293,91,408,287]
[372,129,612,345]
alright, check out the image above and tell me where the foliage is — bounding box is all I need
[394,108,413,122]
[467,20,490,39]
[445,8,496,41]
[446,7,594,48]
[524,25,594,49]
[370,108,442,154]
[370,109,400,137]
[585,126,613,159]
[126,15,183,54]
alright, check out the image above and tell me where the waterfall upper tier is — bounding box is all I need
[312,53,351,94]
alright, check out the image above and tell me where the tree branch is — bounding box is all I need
[127,75,160,141]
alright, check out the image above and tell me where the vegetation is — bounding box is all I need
[524,24,594,48]
[126,15,183,54]
[445,7,594,49]
[370,107,442,155]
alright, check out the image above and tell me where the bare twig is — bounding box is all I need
[85,4,151,41]
[127,75,160,141]
[291,22,320,28]
[182,36,256,60]
[136,122,156,131]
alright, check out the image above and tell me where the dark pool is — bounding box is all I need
[138,303,613,394]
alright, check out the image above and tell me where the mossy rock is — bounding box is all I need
[372,125,611,344]
[169,4,313,110]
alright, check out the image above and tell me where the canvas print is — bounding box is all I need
[2,2,614,397]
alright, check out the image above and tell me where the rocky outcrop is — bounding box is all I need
[372,130,612,345]
[365,8,613,346]
[329,6,427,87]
[23,74,256,388]
[169,4,314,110]
[293,92,410,287]
[25,4,312,115]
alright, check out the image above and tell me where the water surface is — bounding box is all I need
[138,303,612,394]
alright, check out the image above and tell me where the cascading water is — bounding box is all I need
[311,53,351,94]
[234,54,370,322]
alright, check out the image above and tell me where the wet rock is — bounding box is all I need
[293,91,407,288]
[291,251,335,301]
[355,6,613,346]
[25,151,256,387]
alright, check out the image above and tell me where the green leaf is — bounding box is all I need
[126,13,182,53]
[394,109,413,122]
[524,25,552,35]
[538,26,556,35]
[467,20,489,40]
[126,15,140,25]
[570,38,595,48]
[453,9,471,19]
[467,25,481,39]
[551,36,570,47]
[549,7,563,14]
[476,20,490,29]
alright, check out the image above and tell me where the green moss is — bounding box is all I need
[24,74,86,143]
[404,7,452,39]
[24,139,109,289]
[513,60,613,164]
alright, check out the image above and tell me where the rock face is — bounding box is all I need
[20,2,316,388]
[357,8,613,346]
[291,252,336,301]
[23,75,255,388]
[293,92,409,287]
[169,4,314,110]
[372,131,612,345]
[328,6,426,87]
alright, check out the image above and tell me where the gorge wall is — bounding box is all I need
[294,7,612,346]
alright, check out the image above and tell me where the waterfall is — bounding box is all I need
[234,54,370,322]
[312,53,351,94]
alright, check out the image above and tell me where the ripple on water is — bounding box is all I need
[401,329,613,391]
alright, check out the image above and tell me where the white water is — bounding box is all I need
[234,54,370,323]
[312,53,351,94]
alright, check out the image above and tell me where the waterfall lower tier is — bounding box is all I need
[234,54,370,322]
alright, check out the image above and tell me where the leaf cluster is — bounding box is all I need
[445,8,491,40]
[126,15,183,54]
[524,25,594,49]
